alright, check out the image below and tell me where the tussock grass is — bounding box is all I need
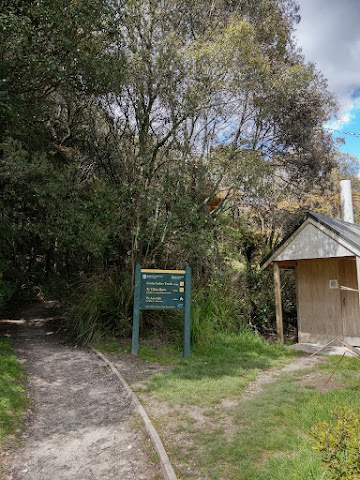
[0,337,27,447]
[190,285,244,345]
[66,272,132,345]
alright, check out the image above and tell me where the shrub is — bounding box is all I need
[0,279,16,313]
[310,407,360,479]
[66,270,132,345]
[191,280,245,344]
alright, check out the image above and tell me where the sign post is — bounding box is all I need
[131,264,142,355]
[183,266,191,358]
[131,265,192,357]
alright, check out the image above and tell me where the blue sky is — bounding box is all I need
[294,0,360,167]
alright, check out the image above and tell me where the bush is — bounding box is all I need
[66,270,132,345]
[191,280,245,344]
[0,279,16,313]
[310,407,360,479]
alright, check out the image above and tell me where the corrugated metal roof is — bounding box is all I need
[308,212,360,251]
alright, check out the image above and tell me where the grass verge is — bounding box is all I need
[201,356,360,480]
[144,331,293,406]
[0,337,27,448]
[120,334,360,480]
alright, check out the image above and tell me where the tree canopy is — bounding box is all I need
[0,0,343,337]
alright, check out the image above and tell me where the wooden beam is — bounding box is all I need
[273,262,284,344]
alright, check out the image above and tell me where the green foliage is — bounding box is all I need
[0,138,124,292]
[249,267,297,331]
[310,408,360,479]
[66,276,246,346]
[191,281,245,344]
[65,271,132,345]
[0,337,27,446]
[0,0,337,340]
[0,279,16,313]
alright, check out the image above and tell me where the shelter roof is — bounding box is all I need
[261,211,360,269]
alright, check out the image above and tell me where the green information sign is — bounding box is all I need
[140,270,186,310]
[132,265,191,357]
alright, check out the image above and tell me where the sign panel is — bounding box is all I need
[132,265,192,357]
[140,269,186,310]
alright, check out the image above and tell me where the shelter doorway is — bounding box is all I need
[339,258,360,341]
[296,257,360,344]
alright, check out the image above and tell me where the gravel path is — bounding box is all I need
[1,302,161,480]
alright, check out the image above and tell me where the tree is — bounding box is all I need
[98,0,335,267]
[0,0,338,337]
[0,0,125,289]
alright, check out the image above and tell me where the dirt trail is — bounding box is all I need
[241,354,322,399]
[0,302,161,480]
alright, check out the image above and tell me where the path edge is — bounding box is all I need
[91,347,178,480]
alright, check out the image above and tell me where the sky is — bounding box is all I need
[293,0,360,167]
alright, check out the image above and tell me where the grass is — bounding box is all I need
[144,331,293,406]
[91,340,130,354]
[210,357,360,480]
[128,334,360,480]
[0,337,27,448]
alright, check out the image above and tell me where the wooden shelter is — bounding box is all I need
[261,212,360,346]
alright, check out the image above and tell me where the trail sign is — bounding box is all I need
[132,265,191,357]
[140,270,186,310]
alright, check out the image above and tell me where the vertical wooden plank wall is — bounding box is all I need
[296,259,342,343]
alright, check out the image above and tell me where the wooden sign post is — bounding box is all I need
[131,265,192,357]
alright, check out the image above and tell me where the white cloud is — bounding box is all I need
[294,0,360,114]
[326,113,351,131]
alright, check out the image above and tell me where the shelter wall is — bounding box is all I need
[297,257,360,345]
